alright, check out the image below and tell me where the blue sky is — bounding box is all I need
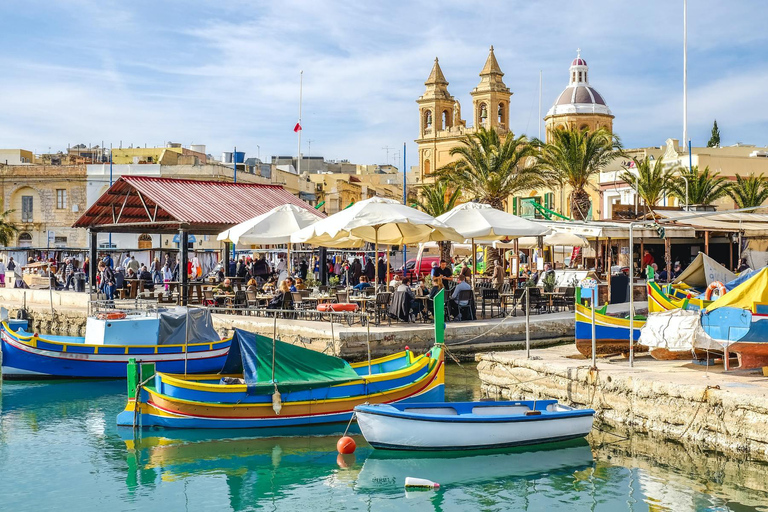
[2,0,767,166]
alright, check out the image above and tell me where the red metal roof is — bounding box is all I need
[73,176,323,234]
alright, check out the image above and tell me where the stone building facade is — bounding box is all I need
[0,164,89,249]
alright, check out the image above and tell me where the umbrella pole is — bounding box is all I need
[386,245,390,288]
[374,228,379,291]
[287,243,291,275]
[471,239,476,288]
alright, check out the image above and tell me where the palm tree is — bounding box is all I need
[437,127,545,210]
[0,209,18,247]
[667,165,731,206]
[536,127,622,221]
[437,127,545,269]
[415,179,461,262]
[728,173,768,209]
[619,156,677,212]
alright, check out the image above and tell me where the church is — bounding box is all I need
[415,46,614,219]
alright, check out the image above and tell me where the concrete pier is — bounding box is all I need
[478,345,768,462]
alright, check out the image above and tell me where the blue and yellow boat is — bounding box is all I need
[574,302,646,357]
[117,328,445,429]
[1,308,230,379]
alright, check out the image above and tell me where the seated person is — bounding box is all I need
[139,265,154,291]
[396,277,422,319]
[295,277,307,290]
[268,280,291,309]
[415,279,429,297]
[262,275,278,292]
[388,274,401,289]
[246,278,259,292]
[449,274,473,320]
[284,277,297,293]
[353,275,372,292]
[432,259,453,280]
[215,278,234,294]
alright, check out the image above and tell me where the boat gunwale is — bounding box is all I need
[153,348,438,394]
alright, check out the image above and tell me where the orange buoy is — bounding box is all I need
[337,436,356,454]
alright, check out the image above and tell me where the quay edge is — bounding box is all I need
[477,345,768,462]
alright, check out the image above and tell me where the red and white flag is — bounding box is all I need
[293,122,302,133]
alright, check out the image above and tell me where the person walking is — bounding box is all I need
[0,258,6,288]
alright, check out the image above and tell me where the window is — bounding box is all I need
[21,196,33,222]
[54,236,67,246]
[498,102,504,124]
[56,189,67,209]
[424,159,431,175]
[18,232,32,247]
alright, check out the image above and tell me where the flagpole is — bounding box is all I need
[297,70,303,175]
[683,0,688,150]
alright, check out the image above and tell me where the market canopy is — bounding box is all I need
[436,202,549,240]
[673,252,735,288]
[217,204,322,246]
[655,211,768,237]
[74,176,319,234]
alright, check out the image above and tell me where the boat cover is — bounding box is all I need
[673,252,735,289]
[706,267,768,312]
[158,307,220,345]
[640,309,722,351]
[220,329,361,393]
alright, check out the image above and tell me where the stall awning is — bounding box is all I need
[654,211,768,236]
[532,220,695,240]
[73,176,319,234]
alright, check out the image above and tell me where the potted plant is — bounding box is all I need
[542,271,557,293]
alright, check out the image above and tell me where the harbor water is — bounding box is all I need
[1,363,767,511]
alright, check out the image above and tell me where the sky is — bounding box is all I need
[1,0,767,167]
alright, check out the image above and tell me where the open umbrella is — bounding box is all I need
[437,203,550,283]
[217,204,323,273]
[291,197,464,287]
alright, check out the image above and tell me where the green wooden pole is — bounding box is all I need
[433,289,445,345]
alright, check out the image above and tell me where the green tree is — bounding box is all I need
[667,165,731,206]
[619,156,677,211]
[536,127,622,221]
[707,120,721,148]
[415,179,461,261]
[437,127,545,269]
[0,209,18,247]
[728,173,768,209]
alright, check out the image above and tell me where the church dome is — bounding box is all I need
[546,51,612,118]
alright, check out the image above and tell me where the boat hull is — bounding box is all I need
[575,304,647,357]
[1,323,230,379]
[355,401,595,451]
[117,347,445,429]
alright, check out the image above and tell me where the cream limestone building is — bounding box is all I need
[415,48,614,219]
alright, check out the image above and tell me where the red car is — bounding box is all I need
[399,256,446,280]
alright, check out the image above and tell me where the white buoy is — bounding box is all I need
[404,477,440,490]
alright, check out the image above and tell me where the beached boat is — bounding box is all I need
[1,307,230,379]
[354,400,594,451]
[117,328,444,429]
[647,280,710,313]
[698,268,768,369]
[574,302,647,357]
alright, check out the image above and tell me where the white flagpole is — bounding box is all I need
[538,70,542,140]
[297,70,303,175]
[683,0,688,149]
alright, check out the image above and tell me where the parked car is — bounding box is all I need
[398,256,446,280]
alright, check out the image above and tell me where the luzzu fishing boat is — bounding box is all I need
[647,280,710,313]
[574,291,646,357]
[0,307,230,379]
[117,328,444,429]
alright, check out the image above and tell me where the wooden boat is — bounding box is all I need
[574,302,647,357]
[0,307,230,379]
[354,400,594,451]
[698,268,768,369]
[117,328,444,429]
[647,281,710,313]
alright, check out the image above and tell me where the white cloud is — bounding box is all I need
[1,0,766,165]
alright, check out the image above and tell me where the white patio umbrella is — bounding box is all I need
[515,232,589,268]
[437,202,550,283]
[291,197,464,287]
[217,204,323,273]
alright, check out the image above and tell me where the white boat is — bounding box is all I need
[354,400,595,451]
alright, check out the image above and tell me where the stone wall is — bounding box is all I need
[477,349,768,462]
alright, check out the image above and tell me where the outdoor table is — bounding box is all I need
[214,293,235,308]
[541,291,564,313]
[124,279,140,299]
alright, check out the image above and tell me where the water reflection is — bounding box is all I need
[1,367,768,511]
